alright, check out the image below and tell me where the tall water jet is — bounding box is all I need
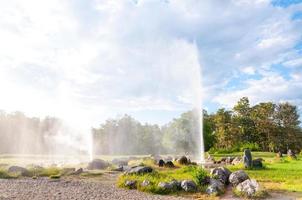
[191,62,205,164]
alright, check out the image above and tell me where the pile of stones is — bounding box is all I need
[206,167,263,197]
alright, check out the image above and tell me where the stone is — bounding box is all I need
[158,159,165,167]
[158,182,173,190]
[141,180,150,187]
[180,180,197,192]
[125,180,137,189]
[210,167,231,184]
[236,179,261,197]
[276,151,283,158]
[164,161,175,168]
[226,157,235,164]
[177,156,189,165]
[229,170,249,186]
[72,168,83,175]
[87,159,110,170]
[252,158,263,168]
[169,180,181,189]
[206,178,225,195]
[8,166,30,176]
[125,166,153,175]
[232,157,241,165]
[206,155,215,163]
[287,149,297,159]
[243,149,252,168]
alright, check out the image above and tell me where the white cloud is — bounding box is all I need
[0,0,302,125]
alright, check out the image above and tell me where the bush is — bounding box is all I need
[239,142,260,152]
[208,142,260,154]
[191,167,208,186]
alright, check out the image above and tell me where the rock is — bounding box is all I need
[72,168,83,175]
[125,166,153,175]
[229,170,249,186]
[243,149,252,168]
[178,156,189,165]
[276,151,283,158]
[252,158,263,168]
[236,179,261,197]
[111,158,128,166]
[180,180,197,192]
[206,178,225,195]
[169,180,181,189]
[87,159,110,170]
[164,161,175,168]
[287,149,297,159]
[8,166,30,176]
[210,167,231,184]
[158,182,173,190]
[206,155,215,163]
[125,180,137,189]
[112,166,124,172]
[232,157,241,165]
[226,157,234,164]
[141,180,150,187]
[158,159,165,167]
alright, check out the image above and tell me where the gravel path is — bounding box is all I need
[0,175,191,200]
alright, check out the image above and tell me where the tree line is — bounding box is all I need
[0,97,301,155]
[93,97,302,155]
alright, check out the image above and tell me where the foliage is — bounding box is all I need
[0,169,18,179]
[191,166,208,186]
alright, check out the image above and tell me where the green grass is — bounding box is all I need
[117,166,207,194]
[211,152,302,193]
[0,168,18,179]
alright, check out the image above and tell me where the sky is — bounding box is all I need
[0,0,302,127]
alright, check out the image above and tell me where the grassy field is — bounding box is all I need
[212,152,302,193]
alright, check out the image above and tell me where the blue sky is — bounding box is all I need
[0,0,302,127]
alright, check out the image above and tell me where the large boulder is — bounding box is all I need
[87,159,110,170]
[164,161,175,168]
[180,180,197,192]
[210,167,231,184]
[206,178,225,195]
[125,166,153,175]
[252,158,263,168]
[158,159,165,167]
[236,179,261,197]
[229,170,249,186]
[8,166,30,176]
[243,149,253,168]
[177,156,189,165]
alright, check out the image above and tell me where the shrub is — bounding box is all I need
[239,142,260,152]
[191,166,208,186]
